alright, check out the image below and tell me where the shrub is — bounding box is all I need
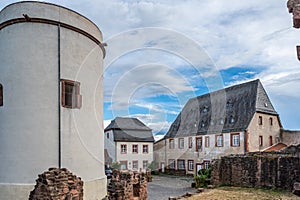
[194,168,211,188]
[111,162,121,170]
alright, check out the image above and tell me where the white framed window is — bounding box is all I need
[205,136,210,148]
[231,133,240,147]
[179,138,184,149]
[196,137,202,152]
[132,160,138,170]
[188,160,194,171]
[169,139,175,149]
[169,159,175,169]
[120,161,127,170]
[143,160,148,169]
[177,160,185,170]
[143,145,148,153]
[204,161,210,169]
[188,137,193,148]
[121,144,127,154]
[132,144,138,153]
[216,135,223,147]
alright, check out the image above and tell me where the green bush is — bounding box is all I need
[194,168,211,188]
[110,162,121,170]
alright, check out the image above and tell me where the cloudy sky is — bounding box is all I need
[1,0,300,136]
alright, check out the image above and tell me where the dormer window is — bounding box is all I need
[203,106,209,113]
[229,116,235,124]
[226,99,233,108]
[201,120,205,128]
[220,119,224,125]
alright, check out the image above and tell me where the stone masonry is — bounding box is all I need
[211,152,300,193]
[107,170,147,200]
[29,168,83,200]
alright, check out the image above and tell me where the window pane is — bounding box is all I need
[217,135,223,147]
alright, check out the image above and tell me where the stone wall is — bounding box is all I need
[29,168,83,200]
[281,129,300,146]
[211,152,300,192]
[107,170,147,200]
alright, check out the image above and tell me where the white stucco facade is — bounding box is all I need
[0,2,106,199]
[104,130,154,171]
[115,141,154,171]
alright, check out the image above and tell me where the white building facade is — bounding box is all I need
[0,2,106,199]
[104,117,154,171]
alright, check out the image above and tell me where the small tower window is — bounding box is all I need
[258,116,263,125]
[259,136,263,146]
[0,84,3,107]
[61,79,82,109]
[269,117,273,126]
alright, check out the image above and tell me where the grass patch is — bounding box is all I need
[186,186,299,200]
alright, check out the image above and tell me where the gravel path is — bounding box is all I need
[147,175,196,200]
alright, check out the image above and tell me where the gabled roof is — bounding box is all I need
[164,79,279,139]
[262,142,287,152]
[104,117,154,142]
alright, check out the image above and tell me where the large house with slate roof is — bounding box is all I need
[154,79,283,175]
[104,117,154,171]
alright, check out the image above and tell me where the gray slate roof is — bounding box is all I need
[164,79,278,139]
[105,117,154,142]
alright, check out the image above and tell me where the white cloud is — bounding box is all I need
[1,0,299,129]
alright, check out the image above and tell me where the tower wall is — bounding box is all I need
[0,2,106,199]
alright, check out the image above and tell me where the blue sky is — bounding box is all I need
[1,0,300,137]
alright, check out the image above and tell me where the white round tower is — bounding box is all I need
[0,2,106,199]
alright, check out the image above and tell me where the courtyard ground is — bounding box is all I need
[147,175,300,200]
[147,175,195,200]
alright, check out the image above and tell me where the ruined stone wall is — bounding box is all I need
[281,129,300,146]
[29,168,83,200]
[107,170,147,200]
[211,152,300,191]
